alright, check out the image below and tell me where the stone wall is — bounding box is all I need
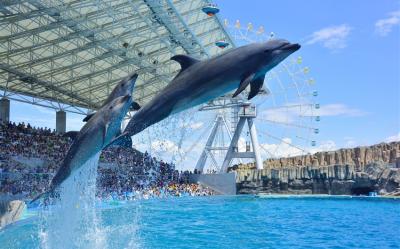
[262,142,399,170]
[234,142,400,195]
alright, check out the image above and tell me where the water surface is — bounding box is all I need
[0,196,399,249]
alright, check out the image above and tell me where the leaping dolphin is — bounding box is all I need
[31,94,133,203]
[120,39,300,137]
[64,73,139,143]
[82,73,140,122]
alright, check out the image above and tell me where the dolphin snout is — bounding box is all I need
[128,73,138,80]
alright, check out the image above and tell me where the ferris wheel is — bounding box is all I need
[224,19,320,151]
[130,18,320,173]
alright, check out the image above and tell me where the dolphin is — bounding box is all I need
[31,94,133,203]
[82,73,140,122]
[63,73,139,143]
[120,39,300,137]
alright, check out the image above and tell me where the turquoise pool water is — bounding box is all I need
[0,196,399,249]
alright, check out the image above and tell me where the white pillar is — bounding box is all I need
[56,110,66,133]
[0,98,10,123]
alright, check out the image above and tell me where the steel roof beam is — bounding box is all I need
[0,63,96,107]
[19,0,166,87]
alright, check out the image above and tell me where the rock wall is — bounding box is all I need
[262,142,400,170]
[234,142,400,195]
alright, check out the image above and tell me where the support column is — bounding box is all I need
[220,117,246,173]
[0,98,10,123]
[56,110,66,133]
[195,116,222,173]
[248,118,263,170]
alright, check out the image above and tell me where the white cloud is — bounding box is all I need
[262,108,295,123]
[375,11,400,36]
[385,132,400,142]
[260,138,337,159]
[260,138,303,158]
[261,103,367,123]
[310,140,337,153]
[306,24,352,50]
[344,136,357,147]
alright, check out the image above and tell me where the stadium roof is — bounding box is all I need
[0,0,235,114]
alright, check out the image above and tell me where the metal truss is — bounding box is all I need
[0,0,235,114]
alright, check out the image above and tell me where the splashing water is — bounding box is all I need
[38,152,106,249]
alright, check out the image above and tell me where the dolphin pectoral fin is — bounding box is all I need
[83,112,95,122]
[170,55,200,72]
[248,73,266,100]
[130,101,141,111]
[63,131,79,140]
[232,73,255,98]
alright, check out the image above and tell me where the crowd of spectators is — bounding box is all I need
[0,122,213,200]
[100,183,214,201]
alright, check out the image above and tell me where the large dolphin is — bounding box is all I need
[120,39,300,137]
[82,73,140,122]
[31,94,133,203]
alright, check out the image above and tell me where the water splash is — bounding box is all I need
[38,152,106,249]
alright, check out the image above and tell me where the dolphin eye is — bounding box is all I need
[109,106,113,110]
[121,83,125,87]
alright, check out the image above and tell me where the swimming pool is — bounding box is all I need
[0,195,399,249]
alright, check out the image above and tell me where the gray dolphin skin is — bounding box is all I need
[31,94,133,203]
[82,73,139,122]
[121,39,300,137]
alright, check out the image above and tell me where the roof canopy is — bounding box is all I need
[0,0,234,113]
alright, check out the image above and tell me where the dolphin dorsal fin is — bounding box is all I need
[171,54,199,72]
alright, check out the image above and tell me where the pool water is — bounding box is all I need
[0,196,399,249]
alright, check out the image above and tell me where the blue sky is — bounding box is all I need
[214,0,400,148]
[4,0,400,167]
